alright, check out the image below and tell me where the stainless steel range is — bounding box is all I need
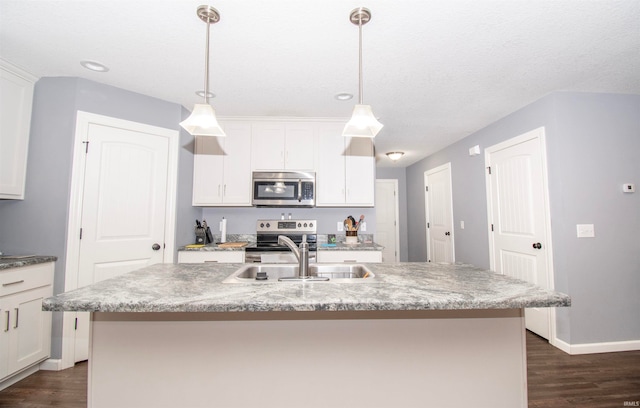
[245,219,317,263]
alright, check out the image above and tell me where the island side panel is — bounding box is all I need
[88,310,527,408]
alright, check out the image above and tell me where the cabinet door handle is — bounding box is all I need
[13,308,19,329]
[343,260,358,263]
[2,279,25,287]
[204,260,219,263]
[4,310,9,332]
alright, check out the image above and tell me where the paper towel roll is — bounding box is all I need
[220,218,227,243]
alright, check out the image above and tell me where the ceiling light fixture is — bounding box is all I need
[386,151,404,161]
[342,7,383,138]
[335,92,353,101]
[180,5,226,137]
[80,60,109,72]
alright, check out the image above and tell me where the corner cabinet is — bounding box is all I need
[0,262,53,385]
[316,122,375,207]
[0,60,37,200]
[192,121,252,206]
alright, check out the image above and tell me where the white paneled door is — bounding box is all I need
[425,163,455,263]
[65,112,178,365]
[375,179,399,262]
[485,127,553,339]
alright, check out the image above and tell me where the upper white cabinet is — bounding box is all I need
[0,60,36,200]
[192,121,252,206]
[316,122,375,207]
[251,121,315,171]
[191,118,374,207]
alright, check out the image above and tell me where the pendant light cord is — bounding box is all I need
[358,15,363,105]
[204,18,211,105]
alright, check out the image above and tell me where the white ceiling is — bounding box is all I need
[2,1,639,167]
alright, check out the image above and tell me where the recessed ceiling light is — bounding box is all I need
[80,60,109,72]
[196,91,215,99]
[335,92,353,101]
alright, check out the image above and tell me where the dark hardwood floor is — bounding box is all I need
[1,331,638,407]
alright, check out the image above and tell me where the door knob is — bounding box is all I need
[152,243,161,251]
[532,242,542,249]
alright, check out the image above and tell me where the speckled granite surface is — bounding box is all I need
[43,262,570,313]
[0,255,57,270]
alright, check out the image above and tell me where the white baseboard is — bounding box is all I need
[553,337,640,355]
[39,358,64,371]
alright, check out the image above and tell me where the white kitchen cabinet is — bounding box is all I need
[177,251,244,264]
[317,250,382,263]
[316,122,375,207]
[192,122,252,206]
[0,60,36,200]
[251,121,315,171]
[0,262,53,384]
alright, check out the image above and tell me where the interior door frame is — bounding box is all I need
[484,127,558,345]
[59,111,179,369]
[375,179,400,262]
[424,162,455,263]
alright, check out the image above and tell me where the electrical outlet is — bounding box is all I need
[460,221,465,229]
[337,222,343,232]
[360,222,367,232]
[576,224,595,238]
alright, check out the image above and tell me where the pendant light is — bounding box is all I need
[180,5,226,137]
[343,7,383,138]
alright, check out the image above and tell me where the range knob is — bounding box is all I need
[309,222,313,228]
[298,222,302,227]
[303,223,308,227]
[265,223,270,228]
[259,223,265,228]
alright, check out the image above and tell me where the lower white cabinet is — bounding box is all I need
[317,251,382,263]
[177,251,245,264]
[0,262,53,382]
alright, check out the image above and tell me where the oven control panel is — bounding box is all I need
[256,219,317,234]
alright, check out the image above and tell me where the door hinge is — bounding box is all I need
[491,224,494,232]
[487,166,492,175]
[425,186,429,192]
[79,228,83,239]
[82,141,89,153]
[427,222,430,228]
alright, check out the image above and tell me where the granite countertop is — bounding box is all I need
[317,242,383,251]
[0,255,58,270]
[43,262,570,313]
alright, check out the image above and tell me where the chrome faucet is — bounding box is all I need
[278,235,309,278]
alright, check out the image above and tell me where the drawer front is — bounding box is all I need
[0,262,54,297]
[178,251,244,264]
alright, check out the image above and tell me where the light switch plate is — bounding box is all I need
[337,222,343,232]
[360,222,367,232]
[576,224,595,238]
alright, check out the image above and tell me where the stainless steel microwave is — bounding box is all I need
[252,171,315,207]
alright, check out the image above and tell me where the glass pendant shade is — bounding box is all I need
[343,104,383,138]
[180,104,226,137]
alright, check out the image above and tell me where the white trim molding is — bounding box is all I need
[554,337,640,355]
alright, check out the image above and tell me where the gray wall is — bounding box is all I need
[376,167,409,261]
[406,92,640,345]
[0,77,198,358]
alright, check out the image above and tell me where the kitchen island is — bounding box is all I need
[43,262,570,408]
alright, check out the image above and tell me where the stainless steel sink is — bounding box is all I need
[223,263,375,283]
